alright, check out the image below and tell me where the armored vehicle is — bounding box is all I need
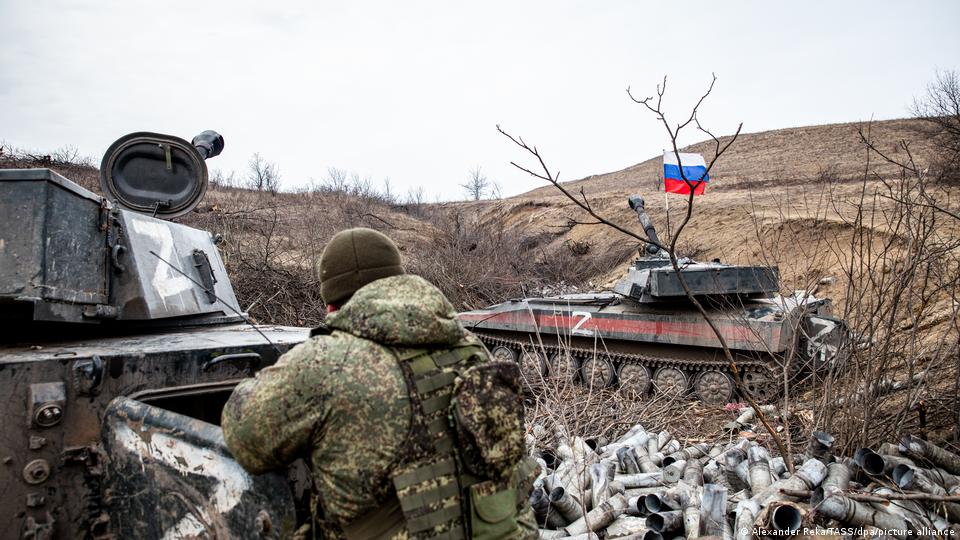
[458,196,847,405]
[0,132,310,539]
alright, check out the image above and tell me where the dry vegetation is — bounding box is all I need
[4,88,959,455]
[500,116,959,460]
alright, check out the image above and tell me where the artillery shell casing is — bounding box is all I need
[563,494,628,536]
[615,472,663,488]
[746,447,772,492]
[662,460,687,484]
[549,486,585,522]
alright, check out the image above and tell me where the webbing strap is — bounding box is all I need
[458,471,482,489]
[407,503,462,533]
[416,371,457,394]
[394,458,457,490]
[432,346,477,367]
[434,436,454,454]
[409,354,437,376]
[431,527,466,540]
[421,393,452,415]
[397,480,460,513]
[427,417,448,436]
[396,348,429,361]
[402,345,482,373]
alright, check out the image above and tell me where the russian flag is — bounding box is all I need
[663,151,709,195]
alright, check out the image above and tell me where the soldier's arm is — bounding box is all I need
[221,338,333,474]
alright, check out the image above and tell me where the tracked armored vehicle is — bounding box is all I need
[0,132,310,539]
[458,196,847,404]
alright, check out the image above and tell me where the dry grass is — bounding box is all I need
[4,116,958,451]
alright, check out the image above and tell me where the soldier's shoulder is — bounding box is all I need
[461,331,491,357]
[278,329,368,366]
[309,321,333,337]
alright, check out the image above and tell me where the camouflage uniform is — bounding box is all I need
[222,274,536,539]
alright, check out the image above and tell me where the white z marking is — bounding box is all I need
[130,217,192,299]
[572,311,595,336]
[114,422,252,539]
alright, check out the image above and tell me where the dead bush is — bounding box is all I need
[0,141,100,192]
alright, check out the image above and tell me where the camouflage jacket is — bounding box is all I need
[221,274,475,529]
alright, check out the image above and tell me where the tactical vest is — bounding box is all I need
[342,340,536,540]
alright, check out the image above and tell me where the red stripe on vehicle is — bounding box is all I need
[459,311,779,348]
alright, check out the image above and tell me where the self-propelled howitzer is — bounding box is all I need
[458,195,848,404]
[0,131,310,539]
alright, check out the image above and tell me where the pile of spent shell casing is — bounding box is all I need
[526,408,960,540]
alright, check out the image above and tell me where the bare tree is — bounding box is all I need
[247,152,281,194]
[490,181,503,200]
[495,75,803,465]
[911,70,960,182]
[461,165,490,201]
[404,185,426,216]
[382,177,396,204]
[51,145,94,167]
[210,168,238,189]
[323,167,350,193]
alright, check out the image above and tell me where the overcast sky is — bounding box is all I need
[2,1,958,200]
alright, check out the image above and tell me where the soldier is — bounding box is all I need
[222,227,537,539]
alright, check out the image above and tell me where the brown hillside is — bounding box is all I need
[521,118,936,198]
[3,117,953,318]
[473,117,954,288]
[3,116,958,445]
[481,117,959,445]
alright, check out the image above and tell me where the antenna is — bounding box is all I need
[149,250,284,355]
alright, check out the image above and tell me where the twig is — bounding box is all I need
[629,75,792,470]
[497,125,667,254]
[499,75,792,468]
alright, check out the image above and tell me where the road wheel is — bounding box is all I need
[618,364,652,396]
[741,369,781,404]
[517,348,550,383]
[490,345,517,363]
[547,350,577,383]
[652,367,689,397]
[580,354,617,389]
[693,370,735,405]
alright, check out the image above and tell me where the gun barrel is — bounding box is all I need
[191,130,225,160]
[628,196,662,255]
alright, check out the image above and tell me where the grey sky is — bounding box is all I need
[2,1,958,200]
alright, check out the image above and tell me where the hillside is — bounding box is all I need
[471,118,956,304]
[3,118,953,316]
[524,118,934,197]
[3,116,959,447]
[476,116,960,445]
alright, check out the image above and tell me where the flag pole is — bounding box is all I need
[663,149,671,244]
[665,191,671,245]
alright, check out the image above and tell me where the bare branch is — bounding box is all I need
[497,124,666,253]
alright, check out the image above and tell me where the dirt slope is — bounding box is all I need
[521,118,935,198]
[476,119,948,267]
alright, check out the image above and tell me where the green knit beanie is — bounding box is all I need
[319,228,405,305]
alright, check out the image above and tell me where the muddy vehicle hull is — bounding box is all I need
[460,293,841,404]
[1,324,309,539]
[1,133,314,539]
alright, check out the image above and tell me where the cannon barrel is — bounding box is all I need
[191,130,225,160]
[628,195,663,255]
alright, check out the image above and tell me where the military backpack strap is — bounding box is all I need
[381,343,485,540]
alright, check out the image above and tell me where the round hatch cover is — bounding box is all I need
[100,132,208,219]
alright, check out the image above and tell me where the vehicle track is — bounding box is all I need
[474,331,781,404]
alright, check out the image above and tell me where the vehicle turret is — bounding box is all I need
[0,131,310,539]
[1,131,242,331]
